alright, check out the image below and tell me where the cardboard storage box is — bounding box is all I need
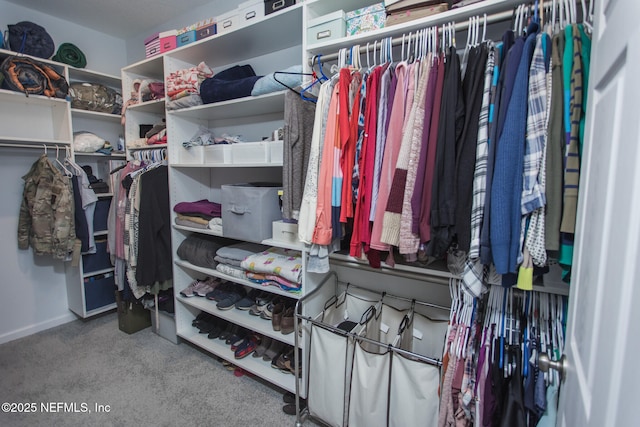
[196,23,217,40]
[264,0,296,16]
[217,10,240,35]
[239,0,265,25]
[159,30,178,53]
[222,183,283,242]
[272,220,299,245]
[144,32,160,58]
[346,3,386,36]
[84,272,116,312]
[307,10,346,44]
[177,30,197,47]
[116,290,151,334]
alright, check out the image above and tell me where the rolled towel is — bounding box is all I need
[53,43,87,68]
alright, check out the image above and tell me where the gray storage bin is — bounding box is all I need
[222,182,282,243]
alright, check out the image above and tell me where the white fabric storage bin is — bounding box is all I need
[176,145,204,164]
[203,144,232,164]
[307,290,379,427]
[221,183,282,242]
[388,354,440,427]
[365,301,413,353]
[347,343,391,427]
[272,220,298,245]
[232,141,270,164]
[408,311,448,360]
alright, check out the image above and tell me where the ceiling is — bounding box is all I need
[5,0,218,38]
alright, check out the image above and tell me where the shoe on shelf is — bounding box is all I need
[206,281,234,301]
[180,279,205,297]
[249,293,274,316]
[234,335,260,359]
[218,322,237,342]
[272,346,294,371]
[234,289,262,311]
[262,339,286,362]
[283,349,302,377]
[260,297,283,321]
[280,306,296,335]
[194,277,220,297]
[252,336,272,359]
[192,311,210,326]
[271,302,285,331]
[217,287,247,310]
[228,328,249,349]
[207,319,227,339]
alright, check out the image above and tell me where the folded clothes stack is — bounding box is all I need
[384,0,451,27]
[173,199,222,232]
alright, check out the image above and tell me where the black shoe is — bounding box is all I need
[282,400,306,416]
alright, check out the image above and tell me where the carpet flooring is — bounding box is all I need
[0,311,307,427]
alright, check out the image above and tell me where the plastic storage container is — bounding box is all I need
[232,141,271,164]
[264,0,296,16]
[177,30,197,47]
[204,144,233,164]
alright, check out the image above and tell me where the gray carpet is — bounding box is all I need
[0,311,308,427]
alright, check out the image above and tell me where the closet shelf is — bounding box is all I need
[168,91,287,121]
[177,296,296,347]
[121,55,164,81]
[173,224,223,238]
[84,302,117,318]
[82,267,115,279]
[0,137,71,146]
[127,98,165,114]
[305,0,523,55]
[176,328,298,394]
[175,259,302,301]
[261,238,305,253]
[128,143,167,151]
[165,4,303,67]
[329,252,455,286]
[74,152,126,158]
[71,108,122,122]
[0,88,69,107]
[67,68,121,88]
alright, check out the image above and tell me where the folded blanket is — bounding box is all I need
[214,255,242,267]
[216,263,247,280]
[216,242,266,261]
[53,42,87,68]
[252,65,304,96]
[177,214,210,225]
[175,217,209,229]
[177,234,226,268]
[240,247,303,284]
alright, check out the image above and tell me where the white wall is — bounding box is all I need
[0,0,128,343]
[0,0,127,75]
[0,152,77,344]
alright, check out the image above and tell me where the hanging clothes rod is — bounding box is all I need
[308,8,515,65]
[0,142,70,150]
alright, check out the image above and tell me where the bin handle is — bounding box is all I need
[228,204,248,215]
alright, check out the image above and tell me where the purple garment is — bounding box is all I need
[173,199,222,217]
[411,63,439,234]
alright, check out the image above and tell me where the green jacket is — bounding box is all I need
[18,154,76,259]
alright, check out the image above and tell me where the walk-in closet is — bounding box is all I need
[0,0,637,426]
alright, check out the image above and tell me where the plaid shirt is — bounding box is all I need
[522,33,548,215]
[468,42,496,260]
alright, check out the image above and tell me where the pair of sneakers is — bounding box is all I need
[180,277,219,297]
[205,282,247,310]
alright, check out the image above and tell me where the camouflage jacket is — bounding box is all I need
[17,154,76,259]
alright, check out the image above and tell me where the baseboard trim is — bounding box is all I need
[0,313,78,345]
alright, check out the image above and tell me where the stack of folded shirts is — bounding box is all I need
[166,61,214,110]
[385,0,450,27]
[173,199,222,232]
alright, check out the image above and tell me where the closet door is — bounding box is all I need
[558,0,640,426]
